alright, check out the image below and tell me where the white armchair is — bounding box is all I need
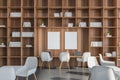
[0,66,16,80]
[87,56,99,80]
[99,54,115,66]
[14,57,38,80]
[91,66,117,80]
[59,52,70,69]
[76,52,91,68]
[40,52,53,69]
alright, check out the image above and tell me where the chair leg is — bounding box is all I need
[88,73,91,80]
[16,76,19,80]
[48,62,50,69]
[82,62,84,68]
[59,62,62,69]
[67,62,70,71]
[34,73,37,80]
[26,77,28,80]
[41,62,43,69]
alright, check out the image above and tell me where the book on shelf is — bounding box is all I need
[9,42,21,47]
[12,32,20,37]
[79,22,87,27]
[0,25,6,27]
[23,22,31,27]
[90,22,102,27]
[10,12,21,17]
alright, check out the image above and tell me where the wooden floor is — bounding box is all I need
[19,68,89,80]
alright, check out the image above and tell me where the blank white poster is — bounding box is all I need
[48,32,60,49]
[65,32,77,49]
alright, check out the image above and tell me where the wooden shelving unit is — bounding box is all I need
[0,0,120,67]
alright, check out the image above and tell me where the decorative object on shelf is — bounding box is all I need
[60,12,63,17]
[12,32,20,37]
[64,12,72,17]
[25,44,32,47]
[10,12,21,17]
[40,20,46,27]
[0,25,6,27]
[90,22,102,27]
[105,53,112,57]
[9,42,21,47]
[91,41,102,47]
[0,42,5,47]
[54,13,60,17]
[106,31,112,37]
[23,22,31,27]
[68,23,73,27]
[79,22,87,27]
[112,51,116,57]
[21,32,34,37]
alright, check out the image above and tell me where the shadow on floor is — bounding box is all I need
[51,77,81,80]
[67,71,89,76]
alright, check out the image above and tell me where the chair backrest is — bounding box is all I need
[82,52,91,62]
[59,52,70,62]
[99,54,104,62]
[41,52,51,62]
[91,66,116,80]
[0,67,16,80]
[24,57,38,71]
[87,56,99,69]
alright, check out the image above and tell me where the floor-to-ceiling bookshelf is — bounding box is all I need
[0,0,120,67]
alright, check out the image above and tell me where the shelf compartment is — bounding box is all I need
[104,0,116,7]
[77,18,89,27]
[89,28,103,37]
[9,58,21,65]
[37,9,48,17]
[49,0,62,7]
[23,0,34,7]
[90,0,103,7]
[37,18,48,27]
[104,28,117,37]
[103,19,116,27]
[0,9,7,17]
[103,38,117,46]
[23,9,34,17]
[49,18,62,27]
[63,0,76,7]
[0,48,7,56]
[104,9,116,17]
[0,0,7,7]
[103,47,116,54]
[10,0,21,7]
[90,9,103,17]
[77,0,89,8]
[9,28,21,37]
[22,38,34,48]
[9,48,21,56]
[0,58,7,66]
[37,0,48,7]
[49,9,62,17]
[23,18,34,27]
[0,19,7,25]
[62,18,75,27]
[77,9,89,17]
[22,48,34,56]
[89,47,103,56]
[63,9,76,17]
[0,28,7,36]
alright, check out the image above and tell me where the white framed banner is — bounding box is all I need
[47,32,60,49]
[65,32,77,49]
